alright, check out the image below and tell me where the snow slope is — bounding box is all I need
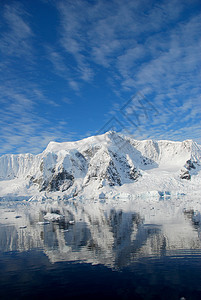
[0,131,200,201]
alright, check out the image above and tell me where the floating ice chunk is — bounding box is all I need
[68,220,75,225]
[37,221,50,225]
[44,212,64,221]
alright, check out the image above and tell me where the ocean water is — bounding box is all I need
[1,199,201,300]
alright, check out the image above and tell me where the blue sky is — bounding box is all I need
[0,0,201,155]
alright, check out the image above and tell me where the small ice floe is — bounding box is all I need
[19,226,27,229]
[44,212,64,221]
[68,220,75,225]
[37,221,50,225]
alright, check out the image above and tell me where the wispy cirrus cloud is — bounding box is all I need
[0,83,64,155]
[0,2,74,155]
[0,3,33,57]
[0,84,75,155]
[46,46,81,91]
[55,0,200,89]
[57,1,94,84]
[52,0,200,142]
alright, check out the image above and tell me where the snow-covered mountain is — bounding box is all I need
[0,131,201,201]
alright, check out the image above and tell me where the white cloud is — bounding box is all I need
[0,3,33,57]
[0,93,76,155]
[47,47,69,73]
[57,1,94,84]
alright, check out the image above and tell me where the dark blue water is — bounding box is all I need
[1,199,201,300]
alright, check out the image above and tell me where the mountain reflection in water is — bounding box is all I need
[1,198,201,269]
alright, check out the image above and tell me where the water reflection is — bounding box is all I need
[1,199,201,269]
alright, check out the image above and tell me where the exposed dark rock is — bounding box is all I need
[180,170,191,180]
[82,146,101,159]
[142,157,155,166]
[185,159,196,170]
[71,151,87,171]
[105,160,121,186]
[30,176,44,187]
[180,159,197,180]
[40,169,74,192]
[109,149,140,182]
[129,167,141,180]
[84,158,121,187]
[40,161,44,172]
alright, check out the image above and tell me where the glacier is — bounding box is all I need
[0,131,200,201]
